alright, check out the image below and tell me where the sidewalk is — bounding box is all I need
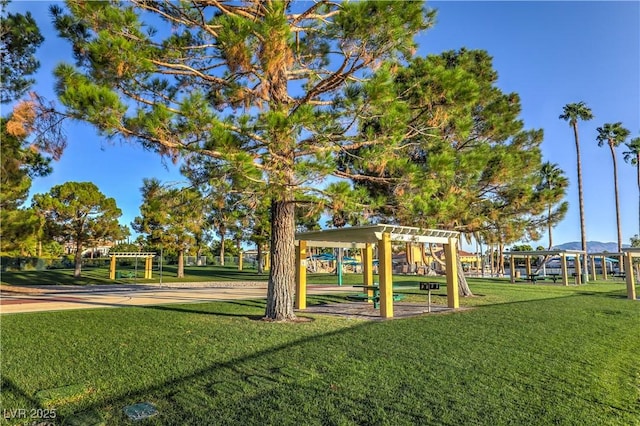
[0,283,358,314]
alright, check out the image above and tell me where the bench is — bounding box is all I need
[116,271,136,279]
[613,273,626,280]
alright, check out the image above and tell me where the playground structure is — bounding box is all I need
[294,224,461,319]
[109,252,156,280]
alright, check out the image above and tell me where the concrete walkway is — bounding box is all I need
[0,282,359,315]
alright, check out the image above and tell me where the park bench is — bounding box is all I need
[613,272,626,280]
[116,271,136,279]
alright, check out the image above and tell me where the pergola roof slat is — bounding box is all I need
[295,224,459,246]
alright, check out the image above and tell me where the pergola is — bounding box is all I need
[506,249,587,285]
[622,248,639,300]
[586,252,622,281]
[108,252,156,280]
[294,224,460,318]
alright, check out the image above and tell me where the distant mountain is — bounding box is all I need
[553,241,631,253]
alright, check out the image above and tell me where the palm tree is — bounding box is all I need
[596,122,631,267]
[537,162,569,249]
[623,137,640,236]
[559,102,593,278]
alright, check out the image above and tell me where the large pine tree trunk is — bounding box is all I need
[73,242,83,278]
[256,243,264,274]
[177,249,185,278]
[219,226,226,266]
[264,199,296,321]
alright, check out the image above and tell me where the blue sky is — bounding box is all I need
[7,1,640,249]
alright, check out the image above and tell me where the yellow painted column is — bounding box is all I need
[238,251,243,271]
[624,252,636,300]
[561,254,569,286]
[477,256,482,274]
[109,255,116,280]
[509,254,516,284]
[295,241,307,309]
[378,232,393,318]
[590,255,597,281]
[602,256,608,280]
[525,257,531,279]
[145,257,152,279]
[264,250,270,271]
[362,244,374,302]
[443,238,460,309]
[575,255,582,285]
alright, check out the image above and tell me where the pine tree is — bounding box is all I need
[50,1,434,320]
[32,182,123,277]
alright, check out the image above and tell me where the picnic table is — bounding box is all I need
[524,273,545,284]
[613,272,626,280]
[547,273,560,283]
[348,285,405,309]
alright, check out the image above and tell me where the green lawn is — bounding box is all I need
[1,280,639,425]
[0,264,271,286]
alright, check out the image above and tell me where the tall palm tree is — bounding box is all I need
[596,122,631,266]
[559,102,593,277]
[623,136,640,236]
[537,162,569,249]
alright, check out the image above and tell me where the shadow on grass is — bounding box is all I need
[44,319,373,425]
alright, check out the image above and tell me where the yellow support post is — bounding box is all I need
[590,255,597,281]
[264,250,270,271]
[378,232,393,318]
[561,254,569,286]
[624,252,636,300]
[238,251,243,271]
[525,257,531,279]
[295,241,307,309]
[109,255,116,280]
[443,238,459,309]
[145,256,152,279]
[602,255,608,280]
[362,244,374,302]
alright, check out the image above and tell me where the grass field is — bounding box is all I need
[0,264,271,286]
[1,277,639,425]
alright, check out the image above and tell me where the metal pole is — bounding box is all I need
[159,247,163,287]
